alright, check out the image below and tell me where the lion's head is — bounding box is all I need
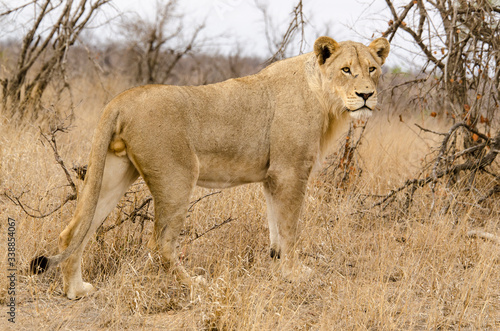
[312,36,390,120]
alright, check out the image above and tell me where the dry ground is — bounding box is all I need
[1,75,499,330]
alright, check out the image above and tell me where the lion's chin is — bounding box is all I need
[348,107,372,120]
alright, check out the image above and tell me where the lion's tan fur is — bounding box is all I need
[40,37,390,299]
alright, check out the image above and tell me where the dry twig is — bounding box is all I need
[258,0,306,64]
[369,122,500,212]
[4,117,77,218]
[187,217,236,244]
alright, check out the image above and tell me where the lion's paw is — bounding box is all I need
[280,261,313,282]
[192,275,208,287]
[66,282,95,300]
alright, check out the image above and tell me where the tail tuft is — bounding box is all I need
[30,256,49,275]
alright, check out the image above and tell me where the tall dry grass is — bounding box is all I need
[1,71,499,330]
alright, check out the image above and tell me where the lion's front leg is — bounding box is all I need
[263,168,312,280]
[263,183,281,259]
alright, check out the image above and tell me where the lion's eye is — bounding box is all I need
[369,67,376,73]
[341,67,351,74]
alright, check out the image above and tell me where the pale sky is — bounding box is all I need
[110,0,416,68]
[1,0,418,68]
[119,0,389,53]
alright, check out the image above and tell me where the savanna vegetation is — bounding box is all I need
[1,0,499,329]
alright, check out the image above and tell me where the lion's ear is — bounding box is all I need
[314,36,339,66]
[369,38,390,65]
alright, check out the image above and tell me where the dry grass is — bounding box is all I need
[1,74,499,330]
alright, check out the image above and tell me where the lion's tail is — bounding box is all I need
[30,107,119,275]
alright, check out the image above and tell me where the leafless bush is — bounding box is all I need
[4,115,77,217]
[383,0,499,133]
[369,123,499,215]
[122,0,205,84]
[373,0,500,213]
[256,0,306,63]
[0,0,110,121]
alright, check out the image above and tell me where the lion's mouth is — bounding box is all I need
[349,105,372,112]
[346,106,373,120]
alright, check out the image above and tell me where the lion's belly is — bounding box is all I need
[196,175,265,189]
[196,154,268,189]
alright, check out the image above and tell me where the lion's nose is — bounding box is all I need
[356,92,374,101]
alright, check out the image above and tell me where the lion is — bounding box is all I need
[30,36,390,299]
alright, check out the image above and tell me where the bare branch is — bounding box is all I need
[369,124,500,211]
[122,0,205,84]
[187,217,237,244]
[188,191,222,213]
[39,125,77,196]
[467,230,500,244]
[414,123,448,136]
[97,197,153,236]
[262,0,306,64]
[477,185,500,204]
[4,191,76,219]
[3,116,78,218]
[0,1,35,17]
[383,0,416,42]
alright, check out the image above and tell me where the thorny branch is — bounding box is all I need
[188,191,221,213]
[40,123,77,196]
[4,117,77,218]
[320,120,369,189]
[368,123,500,212]
[4,192,76,219]
[374,1,499,242]
[96,197,154,239]
[259,0,306,64]
[186,217,236,244]
[96,190,225,240]
[124,0,206,84]
[467,229,500,244]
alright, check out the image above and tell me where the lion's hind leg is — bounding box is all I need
[144,158,201,286]
[58,152,139,299]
